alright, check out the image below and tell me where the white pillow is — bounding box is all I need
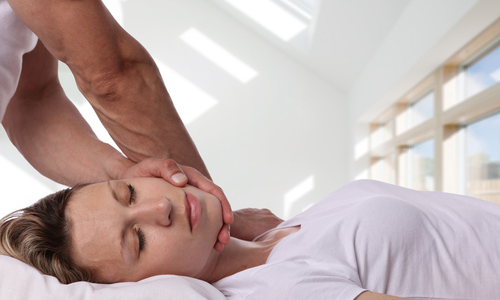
[0,255,226,300]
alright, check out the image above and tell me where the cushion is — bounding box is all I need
[0,255,226,299]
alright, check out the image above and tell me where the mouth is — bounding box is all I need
[185,192,201,232]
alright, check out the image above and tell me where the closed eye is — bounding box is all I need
[128,184,144,252]
[137,228,146,252]
[127,184,136,204]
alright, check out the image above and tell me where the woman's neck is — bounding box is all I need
[204,226,300,283]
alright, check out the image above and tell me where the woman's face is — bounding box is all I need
[66,178,223,283]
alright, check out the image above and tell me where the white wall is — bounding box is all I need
[0,0,349,220]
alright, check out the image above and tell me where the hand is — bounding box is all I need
[120,158,234,251]
[231,208,284,241]
[179,164,234,252]
[120,157,189,185]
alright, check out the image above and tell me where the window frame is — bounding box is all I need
[368,18,500,198]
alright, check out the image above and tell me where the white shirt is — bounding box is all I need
[0,0,37,121]
[213,180,500,300]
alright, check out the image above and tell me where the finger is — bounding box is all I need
[157,159,188,186]
[122,158,187,184]
[217,224,231,245]
[219,198,234,226]
[181,165,234,224]
[183,168,234,225]
[130,158,188,186]
[213,241,224,252]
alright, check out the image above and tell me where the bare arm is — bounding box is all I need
[2,40,134,185]
[7,0,210,178]
[231,208,283,241]
[3,41,233,248]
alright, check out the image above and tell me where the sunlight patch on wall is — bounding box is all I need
[224,0,307,41]
[283,175,314,219]
[180,28,258,83]
[153,57,218,125]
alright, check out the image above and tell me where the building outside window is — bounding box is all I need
[407,139,435,191]
[367,19,500,204]
[464,112,500,203]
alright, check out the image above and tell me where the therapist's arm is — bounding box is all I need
[7,0,210,179]
[231,208,283,241]
[2,40,134,185]
[3,42,233,248]
[2,40,192,187]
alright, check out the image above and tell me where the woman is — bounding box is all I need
[1,177,500,300]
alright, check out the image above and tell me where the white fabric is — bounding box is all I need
[0,0,37,121]
[214,179,500,300]
[0,255,226,299]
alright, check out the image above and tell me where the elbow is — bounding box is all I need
[76,69,122,103]
[89,75,121,102]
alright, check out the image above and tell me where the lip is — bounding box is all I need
[185,192,201,232]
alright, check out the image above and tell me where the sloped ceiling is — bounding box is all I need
[206,0,411,93]
[206,0,500,100]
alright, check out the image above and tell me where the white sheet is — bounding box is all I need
[0,255,226,299]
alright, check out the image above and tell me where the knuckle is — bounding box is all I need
[215,185,224,194]
[162,158,177,169]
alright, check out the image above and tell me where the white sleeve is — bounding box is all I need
[216,261,368,300]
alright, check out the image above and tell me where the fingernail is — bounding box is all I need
[172,173,187,184]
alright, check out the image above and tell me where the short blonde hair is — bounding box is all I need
[0,186,96,284]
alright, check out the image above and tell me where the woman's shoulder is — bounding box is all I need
[213,259,366,300]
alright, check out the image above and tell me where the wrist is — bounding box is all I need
[101,148,136,181]
[229,211,242,237]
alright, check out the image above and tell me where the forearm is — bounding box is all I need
[2,41,134,186]
[83,68,210,178]
[76,40,210,178]
[8,0,210,178]
[3,84,134,186]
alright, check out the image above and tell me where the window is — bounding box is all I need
[371,154,396,185]
[284,0,318,15]
[409,92,434,129]
[224,0,315,43]
[464,112,500,203]
[367,18,500,203]
[395,84,435,136]
[371,121,393,149]
[463,41,500,99]
[408,139,435,191]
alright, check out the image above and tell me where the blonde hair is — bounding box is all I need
[0,186,96,284]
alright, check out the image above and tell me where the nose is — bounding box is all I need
[132,196,172,227]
